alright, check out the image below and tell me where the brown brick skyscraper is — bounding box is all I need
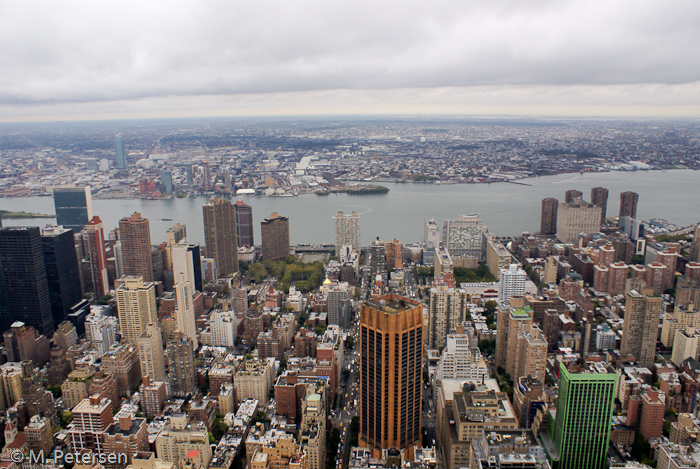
[619,191,639,219]
[261,212,289,261]
[203,197,238,276]
[359,294,423,460]
[540,198,558,236]
[591,187,609,225]
[119,213,153,282]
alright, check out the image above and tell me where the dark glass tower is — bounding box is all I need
[115,136,126,169]
[53,187,92,233]
[234,200,254,247]
[0,227,54,335]
[41,226,83,328]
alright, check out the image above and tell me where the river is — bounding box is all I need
[0,170,698,246]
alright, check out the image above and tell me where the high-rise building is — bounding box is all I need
[116,276,158,344]
[690,225,700,262]
[385,239,403,270]
[172,241,202,292]
[166,330,197,397]
[53,187,93,232]
[619,191,639,219]
[590,187,609,225]
[81,216,110,298]
[437,333,488,380]
[498,264,527,303]
[119,213,153,282]
[0,227,54,335]
[620,286,663,368]
[41,226,82,327]
[234,200,254,248]
[333,211,361,253]
[261,212,290,261]
[327,282,351,329]
[428,286,468,349]
[564,189,583,203]
[164,223,187,268]
[556,199,602,244]
[202,197,239,276]
[545,361,617,469]
[85,309,118,356]
[424,219,440,249]
[359,294,422,459]
[540,198,558,236]
[115,136,126,169]
[210,310,237,346]
[160,170,173,195]
[370,238,386,275]
[442,214,484,259]
[174,272,198,349]
[433,245,453,279]
[137,323,166,382]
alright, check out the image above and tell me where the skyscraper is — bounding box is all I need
[172,241,202,292]
[166,330,197,397]
[160,170,173,195]
[691,225,700,262]
[540,198,558,236]
[202,197,238,276]
[333,211,361,253]
[53,187,93,233]
[0,227,54,335]
[137,323,166,382]
[115,136,126,169]
[359,294,422,459]
[620,285,663,368]
[556,199,602,244]
[81,216,110,298]
[498,264,527,303]
[545,360,617,469]
[41,226,82,327]
[619,191,639,219]
[428,286,468,349]
[442,214,484,259]
[174,272,198,349]
[261,212,290,261]
[385,239,403,270]
[234,200,254,248]
[119,213,153,282]
[116,276,158,344]
[590,187,609,225]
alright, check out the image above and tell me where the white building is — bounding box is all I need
[85,309,118,356]
[210,310,238,347]
[442,214,484,259]
[437,334,489,380]
[174,273,198,349]
[333,211,361,253]
[498,264,527,303]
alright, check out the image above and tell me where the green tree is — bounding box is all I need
[59,411,73,428]
[47,384,62,398]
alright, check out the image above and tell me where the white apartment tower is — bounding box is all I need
[174,272,198,350]
[333,211,361,253]
[498,264,527,303]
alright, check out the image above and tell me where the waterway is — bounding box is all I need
[0,170,698,246]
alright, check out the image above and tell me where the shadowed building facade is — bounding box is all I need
[203,197,238,276]
[119,213,153,282]
[261,212,290,261]
[359,294,422,460]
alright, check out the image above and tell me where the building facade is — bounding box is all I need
[261,212,290,261]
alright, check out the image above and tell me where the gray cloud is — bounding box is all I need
[0,0,699,117]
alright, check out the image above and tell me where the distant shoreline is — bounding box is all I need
[0,210,54,219]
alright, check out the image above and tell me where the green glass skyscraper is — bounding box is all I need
[545,360,617,469]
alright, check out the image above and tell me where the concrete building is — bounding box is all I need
[155,414,212,467]
[437,333,488,380]
[540,198,558,236]
[333,211,361,253]
[119,212,153,282]
[484,234,512,279]
[166,331,197,397]
[434,245,453,279]
[210,309,238,346]
[235,357,276,405]
[590,187,609,225]
[442,214,484,260]
[498,264,527,303]
[116,276,158,345]
[619,191,639,219]
[556,199,602,244]
[671,327,700,367]
[428,286,468,349]
[203,197,239,276]
[138,323,166,382]
[101,343,142,396]
[173,272,198,348]
[621,286,663,368]
[261,212,290,261]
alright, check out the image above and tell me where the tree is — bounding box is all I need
[59,411,73,428]
[346,336,355,350]
[213,418,230,440]
[47,384,62,398]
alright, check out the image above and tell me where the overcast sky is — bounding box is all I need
[1,0,699,121]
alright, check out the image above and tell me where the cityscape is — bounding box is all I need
[0,117,697,469]
[1,1,700,469]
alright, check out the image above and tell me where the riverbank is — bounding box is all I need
[0,210,54,219]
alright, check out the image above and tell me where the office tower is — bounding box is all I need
[119,212,153,282]
[53,187,93,232]
[540,198,558,236]
[620,286,663,368]
[41,226,82,327]
[116,276,158,344]
[498,264,527,303]
[234,200,254,248]
[81,216,110,297]
[202,161,211,190]
[333,211,361,253]
[172,241,202,292]
[174,272,198,349]
[166,330,197,397]
[385,239,403,270]
[442,214,484,259]
[115,136,126,169]
[359,294,422,459]
[619,191,639,219]
[138,323,166,382]
[424,219,440,248]
[0,227,54,335]
[556,198,602,244]
[261,212,290,261]
[690,225,700,262]
[428,286,468,349]
[564,189,583,203]
[546,361,616,469]
[590,187,609,225]
[327,282,351,328]
[160,170,173,195]
[370,238,386,274]
[202,197,239,276]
